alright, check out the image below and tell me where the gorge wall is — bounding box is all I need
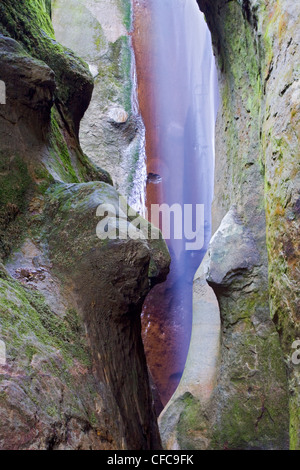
[132,0,218,409]
[0,0,298,452]
[52,0,146,209]
[160,0,299,450]
[0,0,169,450]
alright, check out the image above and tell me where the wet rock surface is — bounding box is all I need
[160,208,289,450]
[132,0,217,411]
[160,0,299,450]
[52,0,145,202]
[0,0,169,450]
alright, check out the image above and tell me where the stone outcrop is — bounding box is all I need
[160,0,299,450]
[1,0,298,451]
[0,0,170,450]
[52,0,145,204]
[160,208,289,449]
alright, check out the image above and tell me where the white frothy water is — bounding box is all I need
[129,0,218,227]
[131,0,220,401]
[128,38,147,217]
[140,0,219,379]
[149,0,219,271]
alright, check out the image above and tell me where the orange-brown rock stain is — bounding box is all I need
[132,0,190,408]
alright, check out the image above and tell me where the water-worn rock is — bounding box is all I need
[0,0,170,450]
[159,251,220,450]
[52,0,145,202]
[160,208,289,450]
[160,0,299,450]
[44,181,169,449]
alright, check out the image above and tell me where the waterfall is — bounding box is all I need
[128,32,147,217]
[150,0,218,262]
[132,0,219,405]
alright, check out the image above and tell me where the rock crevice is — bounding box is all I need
[0,0,170,450]
[160,0,299,450]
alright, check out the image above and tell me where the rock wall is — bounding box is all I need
[0,0,169,450]
[160,0,299,450]
[52,0,145,204]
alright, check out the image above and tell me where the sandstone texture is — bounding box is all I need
[160,0,299,450]
[52,0,145,203]
[0,0,169,450]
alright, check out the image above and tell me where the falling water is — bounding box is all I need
[128,35,147,217]
[132,0,219,406]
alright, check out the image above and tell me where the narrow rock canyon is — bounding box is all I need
[0,0,299,451]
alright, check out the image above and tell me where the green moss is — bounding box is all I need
[44,0,52,18]
[211,336,289,449]
[0,0,129,437]
[49,108,79,183]
[0,391,7,400]
[0,0,54,46]
[176,393,209,450]
[117,0,132,31]
[103,36,132,113]
[0,0,93,135]
[0,153,31,216]
[0,276,91,368]
[220,2,263,199]
[0,153,32,260]
[290,392,300,450]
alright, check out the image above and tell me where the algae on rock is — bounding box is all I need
[0,0,169,450]
[52,0,145,202]
[160,0,299,450]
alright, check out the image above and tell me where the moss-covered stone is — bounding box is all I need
[177,393,210,450]
[51,0,143,199]
[0,2,112,256]
[0,271,119,449]
[117,0,132,31]
[160,0,297,450]
[40,180,169,449]
[0,153,32,260]
[0,0,93,134]
[160,207,289,449]
[0,0,167,450]
[0,276,89,365]
[192,0,299,450]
